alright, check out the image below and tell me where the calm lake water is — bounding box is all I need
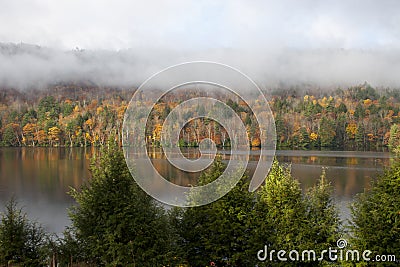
[0,147,394,234]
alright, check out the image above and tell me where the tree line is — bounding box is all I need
[2,83,400,150]
[1,140,399,266]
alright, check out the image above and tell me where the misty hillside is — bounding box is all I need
[0,42,148,89]
[2,42,400,91]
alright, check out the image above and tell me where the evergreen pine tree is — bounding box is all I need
[68,139,171,266]
[350,161,400,266]
[177,157,256,266]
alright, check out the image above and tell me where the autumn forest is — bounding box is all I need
[1,82,400,151]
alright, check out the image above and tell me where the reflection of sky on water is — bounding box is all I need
[0,147,91,234]
[146,148,391,195]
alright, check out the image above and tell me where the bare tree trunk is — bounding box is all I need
[52,253,56,267]
[15,130,21,146]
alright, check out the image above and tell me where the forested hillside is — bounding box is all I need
[1,82,400,151]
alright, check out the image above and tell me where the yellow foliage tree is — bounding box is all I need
[152,123,163,143]
[48,126,61,146]
[34,130,47,145]
[22,123,37,146]
[363,98,372,106]
[346,123,358,139]
[310,132,318,142]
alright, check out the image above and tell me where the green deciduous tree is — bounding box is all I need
[1,124,17,146]
[388,124,400,153]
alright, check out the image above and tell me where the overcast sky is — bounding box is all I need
[1,0,400,88]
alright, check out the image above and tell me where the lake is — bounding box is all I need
[0,147,394,234]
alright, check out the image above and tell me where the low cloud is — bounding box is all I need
[1,43,400,90]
